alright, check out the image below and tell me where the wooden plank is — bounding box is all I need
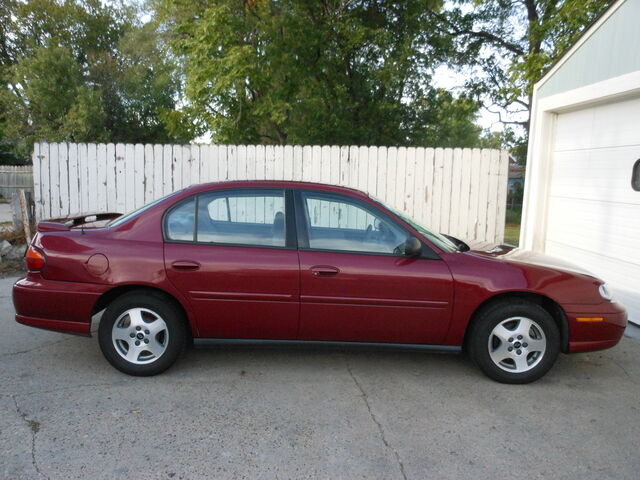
[57,143,69,217]
[245,145,255,181]
[172,145,182,192]
[198,144,209,183]
[227,144,238,180]
[422,148,434,227]
[87,143,99,213]
[48,143,60,218]
[181,145,191,188]
[384,146,396,209]
[283,146,294,180]
[468,149,481,241]
[124,144,135,212]
[274,146,285,180]
[412,148,425,224]
[496,151,510,243]
[311,145,322,182]
[133,144,144,207]
[449,148,463,237]
[115,144,126,213]
[376,146,387,201]
[293,145,303,181]
[96,143,107,212]
[32,143,42,220]
[476,149,491,242]
[339,146,349,186]
[18,189,31,242]
[439,148,453,234]
[40,142,51,219]
[346,146,358,191]
[254,145,265,180]
[457,148,473,240]
[237,145,247,180]
[431,148,443,232]
[265,145,275,179]
[329,146,340,185]
[485,150,500,242]
[191,144,200,186]
[403,147,415,217]
[357,146,368,193]
[106,143,116,210]
[144,144,154,203]
[216,145,229,182]
[301,146,312,181]
[321,145,332,184]
[366,146,378,197]
[395,147,406,212]
[162,144,173,194]
[153,144,163,200]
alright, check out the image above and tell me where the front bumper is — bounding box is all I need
[564,301,627,353]
[13,275,109,336]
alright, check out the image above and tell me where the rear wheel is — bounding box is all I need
[468,300,560,384]
[98,291,186,376]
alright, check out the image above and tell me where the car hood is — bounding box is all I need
[469,243,599,280]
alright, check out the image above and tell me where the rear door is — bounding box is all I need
[163,188,300,339]
[295,190,454,344]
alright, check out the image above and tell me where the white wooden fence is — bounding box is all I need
[32,143,509,243]
[0,165,33,199]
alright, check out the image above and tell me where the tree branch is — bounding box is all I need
[426,9,525,56]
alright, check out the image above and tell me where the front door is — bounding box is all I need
[164,188,299,339]
[295,190,453,344]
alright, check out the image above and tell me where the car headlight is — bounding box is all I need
[598,283,613,302]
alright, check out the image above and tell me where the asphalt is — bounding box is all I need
[1,275,639,480]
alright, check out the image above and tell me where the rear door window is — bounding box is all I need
[196,189,286,247]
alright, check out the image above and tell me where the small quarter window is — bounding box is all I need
[633,159,640,192]
[165,198,195,241]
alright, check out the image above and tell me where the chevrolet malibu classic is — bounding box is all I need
[13,181,627,383]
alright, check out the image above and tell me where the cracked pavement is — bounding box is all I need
[1,276,639,479]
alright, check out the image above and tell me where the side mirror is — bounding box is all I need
[403,236,422,257]
[442,233,470,252]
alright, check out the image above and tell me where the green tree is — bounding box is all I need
[156,0,486,147]
[0,0,192,161]
[429,0,613,160]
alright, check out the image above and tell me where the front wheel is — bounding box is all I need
[467,300,560,384]
[98,291,187,376]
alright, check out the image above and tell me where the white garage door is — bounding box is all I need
[546,96,640,325]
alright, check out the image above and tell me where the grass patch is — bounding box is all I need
[504,207,522,246]
[504,223,520,246]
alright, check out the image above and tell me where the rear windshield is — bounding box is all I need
[108,190,183,227]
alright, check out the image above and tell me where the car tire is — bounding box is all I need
[98,291,187,376]
[467,300,560,384]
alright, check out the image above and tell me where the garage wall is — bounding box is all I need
[544,97,640,320]
[537,0,640,99]
[32,143,510,244]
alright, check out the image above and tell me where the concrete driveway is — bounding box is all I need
[1,275,639,480]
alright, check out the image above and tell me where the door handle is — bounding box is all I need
[310,265,340,277]
[171,260,201,271]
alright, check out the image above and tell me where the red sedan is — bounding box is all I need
[13,181,627,383]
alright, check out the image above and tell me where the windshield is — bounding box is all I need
[108,190,183,227]
[370,195,459,253]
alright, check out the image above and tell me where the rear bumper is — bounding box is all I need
[565,302,627,353]
[13,275,108,336]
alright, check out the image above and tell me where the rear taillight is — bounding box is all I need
[25,246,45,271]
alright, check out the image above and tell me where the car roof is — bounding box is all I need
[182,180,368,198]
